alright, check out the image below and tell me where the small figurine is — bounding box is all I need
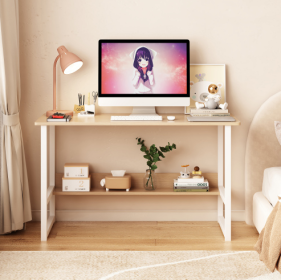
[195,83,228,110]
[192,166,203,179]
[180,165,190,178]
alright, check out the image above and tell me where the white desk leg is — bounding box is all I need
[41,126,48,241]
[217,127,224,220]
[49,126,56,222]
[225,126,231,241]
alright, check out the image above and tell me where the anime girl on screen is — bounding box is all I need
[130,46,157,93]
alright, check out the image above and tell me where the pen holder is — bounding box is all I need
[85,104,95,114]
[74,105,85,114]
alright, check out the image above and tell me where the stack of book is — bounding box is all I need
[190,108,229,117]
[174,176,209,192]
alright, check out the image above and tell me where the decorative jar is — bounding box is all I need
[143,169,157,191]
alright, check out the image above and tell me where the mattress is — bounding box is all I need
[253,192,273,233]
[262,167,281,207]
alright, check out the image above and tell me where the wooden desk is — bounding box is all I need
[35,114,240,241]
[35,113,240,127]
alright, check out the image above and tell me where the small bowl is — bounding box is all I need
[167,116,175,121]
[111,170,126,177]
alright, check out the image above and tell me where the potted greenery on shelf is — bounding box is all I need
[136,137,176,190]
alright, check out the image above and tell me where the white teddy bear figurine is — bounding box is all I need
[195,84,228,110]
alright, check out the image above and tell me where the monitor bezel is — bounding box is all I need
[98,39,190,98]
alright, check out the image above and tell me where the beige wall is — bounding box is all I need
[19,0,281,219]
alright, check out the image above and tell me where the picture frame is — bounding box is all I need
[185,64,226,114]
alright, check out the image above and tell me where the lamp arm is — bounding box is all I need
[53,55,60,111]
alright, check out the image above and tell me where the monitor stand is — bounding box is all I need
[110,106,162,121]
[130,106,159,117]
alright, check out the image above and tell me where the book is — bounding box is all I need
[190,108,228,114]
[174,186,209,189]
[47,115,72,122]
[173,188,209,192]
[191,113,230,117]
[176,177,205,183]
[174,181,209,187]
[187,116,236,122]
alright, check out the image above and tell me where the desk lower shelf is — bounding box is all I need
[53,187,219,196]
[54,172,219,196]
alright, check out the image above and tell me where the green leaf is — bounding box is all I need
[143,155,151,160]
[140,146,147,152]
[153,153,159,162]
[158,151,165,158]
[160,146,166,153]
[172,143,176,149]
[147,161,153,167]
[151,165,157,170]
[138,138,141,142]
[150,145,156,153]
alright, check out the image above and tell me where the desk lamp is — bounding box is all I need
[46,46,83,117]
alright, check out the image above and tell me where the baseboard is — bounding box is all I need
[32,209,245,222]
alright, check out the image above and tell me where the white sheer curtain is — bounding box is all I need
[0,0,32,234]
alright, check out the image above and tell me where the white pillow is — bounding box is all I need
[262,167,281,207]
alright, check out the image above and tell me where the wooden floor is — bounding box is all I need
[0,221,259,251]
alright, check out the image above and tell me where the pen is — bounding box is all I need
[78,93,82,106]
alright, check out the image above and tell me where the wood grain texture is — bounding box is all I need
[35,114,241,126]
[54,172,219,196]
[0,221,258,251]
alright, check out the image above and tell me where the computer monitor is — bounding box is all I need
[98,40,190,114]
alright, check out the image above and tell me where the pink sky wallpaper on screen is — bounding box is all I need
[101,43,187,94]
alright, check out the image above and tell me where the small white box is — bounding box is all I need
[64,163,89,178]
[62,175,91,192]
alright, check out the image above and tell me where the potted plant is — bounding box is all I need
[136,137,176,190]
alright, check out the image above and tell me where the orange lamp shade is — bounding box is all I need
[46,46,83,117]
[57,46,83,74]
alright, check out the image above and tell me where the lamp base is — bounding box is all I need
[46,110,74,117]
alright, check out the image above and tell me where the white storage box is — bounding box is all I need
[62,175,91,192]
[64,163,89,178]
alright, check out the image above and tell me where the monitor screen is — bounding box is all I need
[99,40,189,98]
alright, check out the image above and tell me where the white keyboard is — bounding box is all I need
[111,115,162,121]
